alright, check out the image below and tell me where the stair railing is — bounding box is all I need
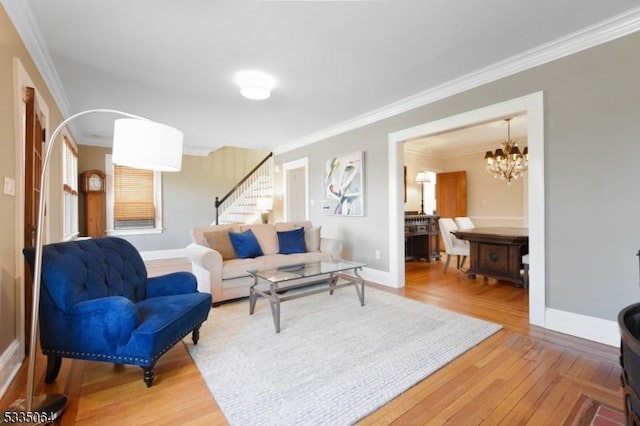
[214,152,273,224]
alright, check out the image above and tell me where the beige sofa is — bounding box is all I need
[185,221,343,303]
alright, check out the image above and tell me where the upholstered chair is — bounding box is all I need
[454,216,475,230]
[24,237,212,387]
[522,253,530,288]
[438,218,470,272]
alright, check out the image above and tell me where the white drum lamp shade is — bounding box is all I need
[112,118,183,171]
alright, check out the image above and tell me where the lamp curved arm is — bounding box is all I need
[25,109,148,411]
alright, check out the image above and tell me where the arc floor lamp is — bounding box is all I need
[3,109,183,424]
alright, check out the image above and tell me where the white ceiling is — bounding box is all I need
[405,115,528,158]
[9,1,640,155]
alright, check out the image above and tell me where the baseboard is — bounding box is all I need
[342,266,396,289]
[545,308,619,347]
[139,248,186,261]
[0,340,23,400]
[362,267,398,288]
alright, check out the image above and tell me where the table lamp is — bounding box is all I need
[256,197,273,224]
[415,171,430,215]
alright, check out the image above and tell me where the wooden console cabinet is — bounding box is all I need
[405,214,441,262]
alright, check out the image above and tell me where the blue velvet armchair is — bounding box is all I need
[24,237,212,387]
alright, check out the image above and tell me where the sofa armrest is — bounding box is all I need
[71,296,138,347]
[147,272,198,298]
[320,237,343,260]
[185,243,223,273]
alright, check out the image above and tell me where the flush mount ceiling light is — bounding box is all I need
[235,70,276,100]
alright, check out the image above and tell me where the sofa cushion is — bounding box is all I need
[222,257,265,279]
[305,226,321,252]
[192,224,240,247]
[274,221,312,232]
[262,252,333,269]
[240,224,279,255]
[277,227,306,254]
[229,229,264,258]
[203,229,236,260]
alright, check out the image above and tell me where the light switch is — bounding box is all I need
[3,177,15,196]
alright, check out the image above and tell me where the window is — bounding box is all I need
[105,154,163,235]
[62,133,78,240]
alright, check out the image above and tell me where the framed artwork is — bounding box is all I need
[323,151,364,216]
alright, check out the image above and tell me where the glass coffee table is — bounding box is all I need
[248,260,366,333]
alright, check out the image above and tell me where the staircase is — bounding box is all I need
[214,154,273,225]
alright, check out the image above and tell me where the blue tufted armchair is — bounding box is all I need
[24,237,212,387]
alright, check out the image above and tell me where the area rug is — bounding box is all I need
[185,286,502,425]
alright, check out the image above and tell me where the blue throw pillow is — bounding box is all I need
[277,227,306,254]
[228,229,264,258]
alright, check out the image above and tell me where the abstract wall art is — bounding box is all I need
[323,151,364,216]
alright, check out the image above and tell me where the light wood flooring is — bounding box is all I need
[1,256,623,425]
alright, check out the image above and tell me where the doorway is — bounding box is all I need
[12,59,51,357]
[388,92,545,327]
[283,157,309,221]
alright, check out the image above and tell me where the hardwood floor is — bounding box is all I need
[1,256,623,425]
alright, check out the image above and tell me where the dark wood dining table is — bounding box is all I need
[452,227,529,287]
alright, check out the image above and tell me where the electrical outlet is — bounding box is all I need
[3,177,15,196]
[375,249,380,260]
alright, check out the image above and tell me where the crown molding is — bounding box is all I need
[274,6,640,155]
[2,0,72,119]
[404,145,495,159]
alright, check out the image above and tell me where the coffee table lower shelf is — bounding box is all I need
[248,262,365,333]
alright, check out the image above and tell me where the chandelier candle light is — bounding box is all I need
[484,118,528,183]
[1,109,183,425]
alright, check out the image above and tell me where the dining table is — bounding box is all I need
[452,227,529,287]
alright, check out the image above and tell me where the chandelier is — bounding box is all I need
[483,118,528,183]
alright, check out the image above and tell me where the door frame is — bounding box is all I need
[12,58,51,356]
[282,157,309,221]
[388,92,545,327]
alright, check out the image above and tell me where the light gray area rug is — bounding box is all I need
[185,286,502,425]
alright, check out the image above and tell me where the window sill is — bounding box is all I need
[63,232,80,242]
[106,228,163,236]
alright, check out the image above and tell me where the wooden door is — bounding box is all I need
[23,86,45,353]
[436,171,467,219]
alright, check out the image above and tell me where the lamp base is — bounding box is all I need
[1,393,67,425]
[260,211,269,224]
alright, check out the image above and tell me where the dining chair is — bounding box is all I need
[454,216,475,230]
[438,218,470,272]
[522,253,530,288]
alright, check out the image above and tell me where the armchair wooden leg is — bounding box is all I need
[44,355,62,383]
[142,365,155,388]
[192,324,202,345]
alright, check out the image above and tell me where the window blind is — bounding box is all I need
[113,165,155,225]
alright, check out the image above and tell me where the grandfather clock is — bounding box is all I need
[80,169,106,237]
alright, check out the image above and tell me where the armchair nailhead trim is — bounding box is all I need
[43,315,209,366]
